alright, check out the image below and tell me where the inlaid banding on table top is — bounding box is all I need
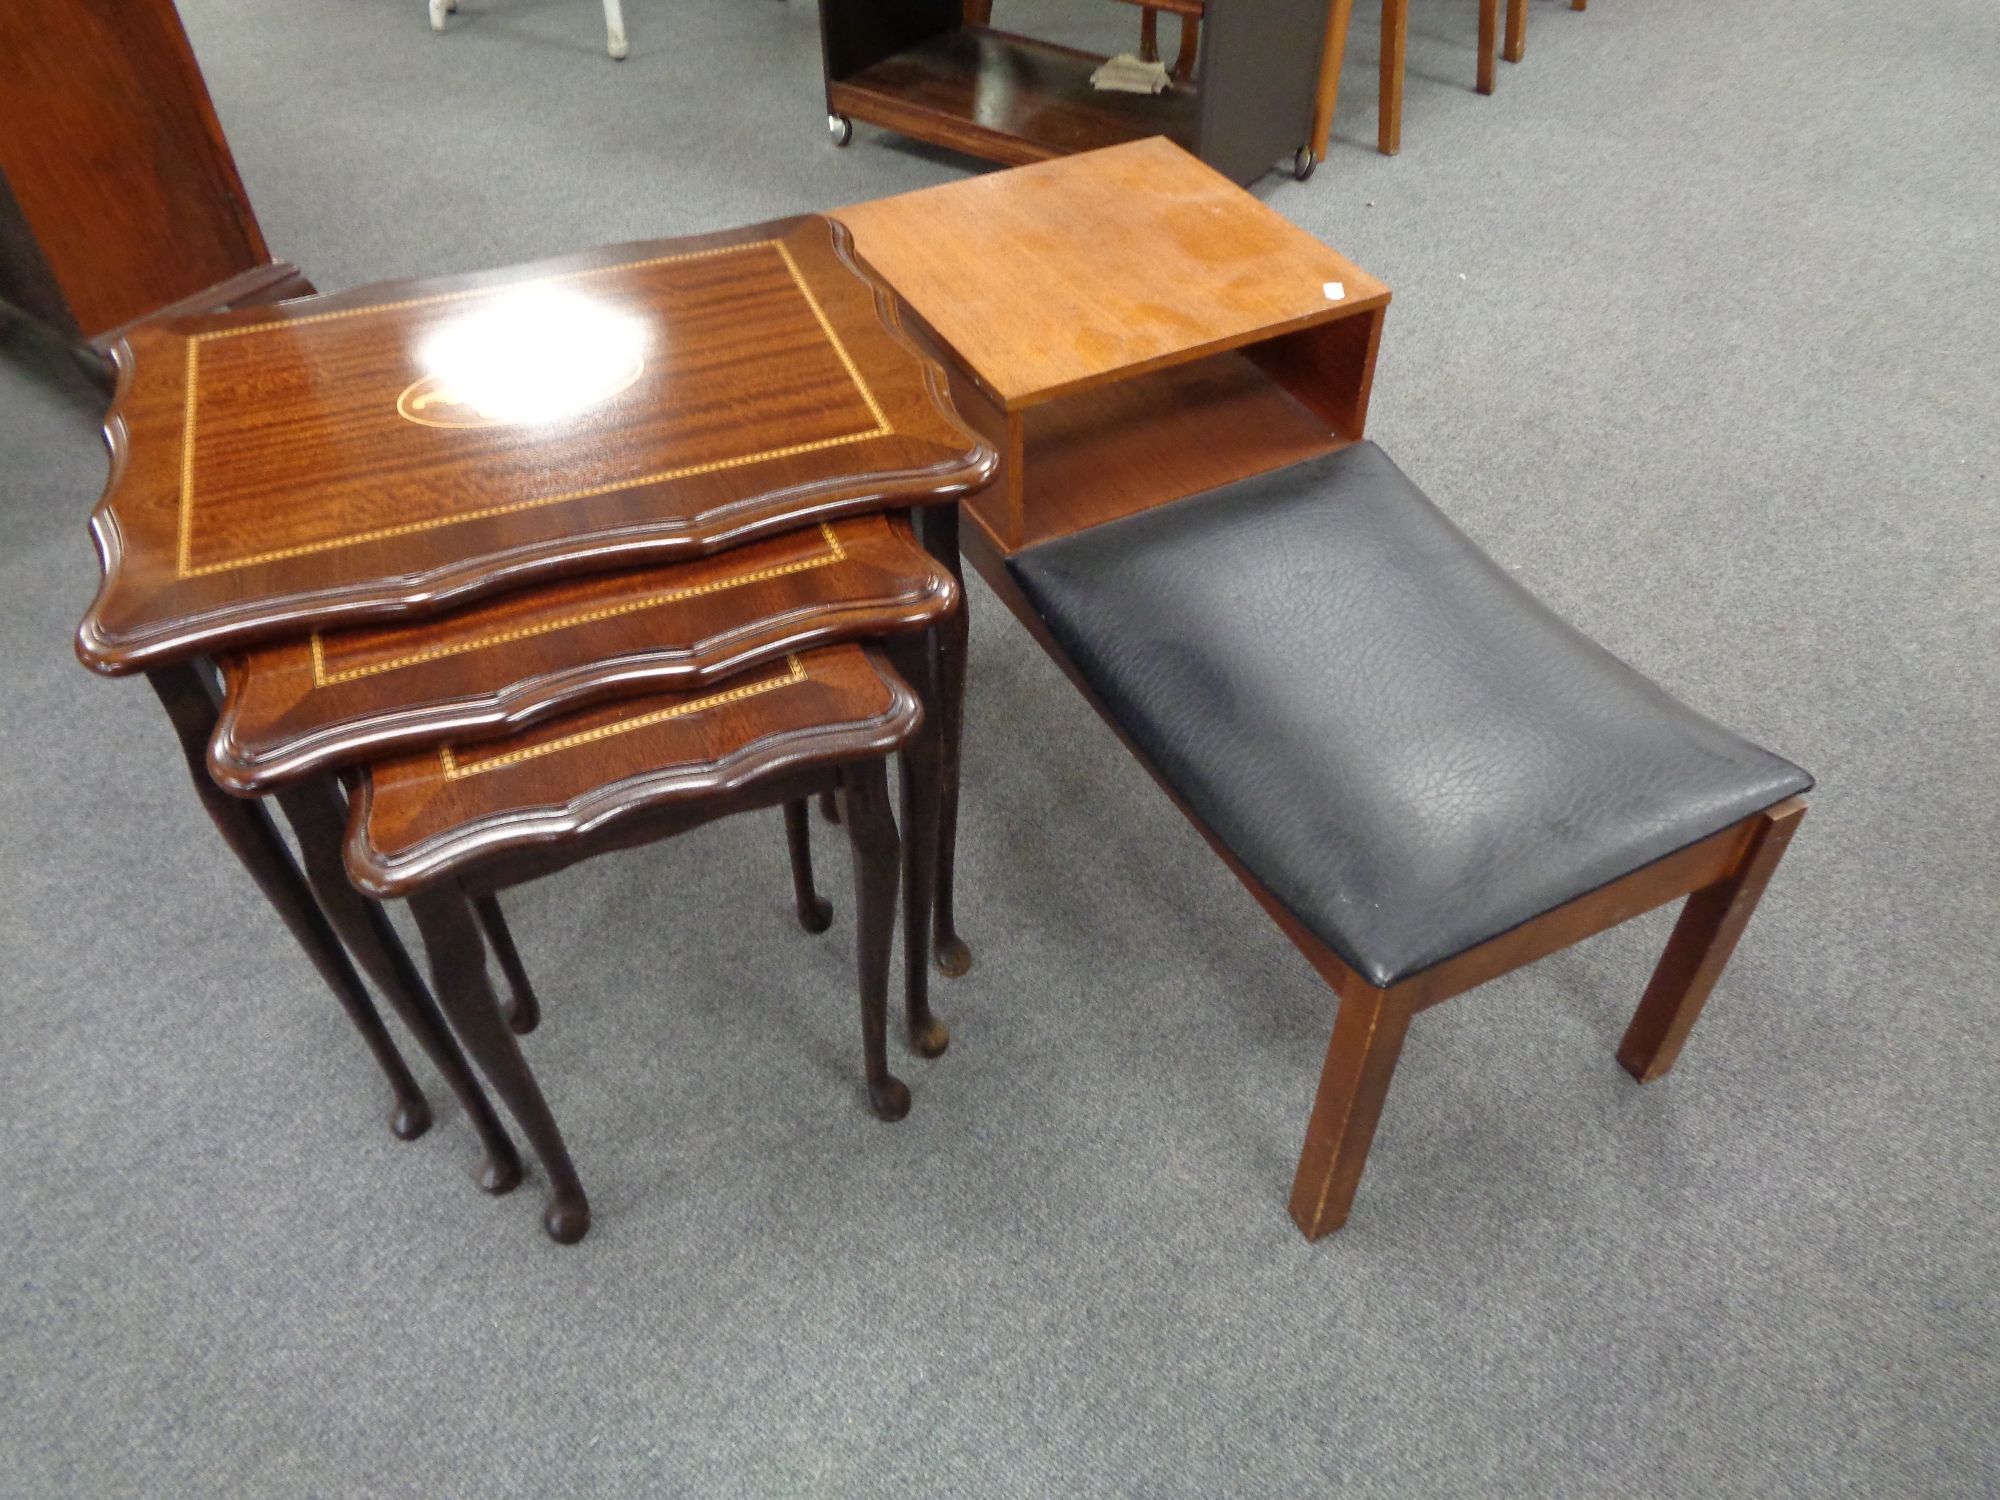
[172,240,894,579]
[438,655,812,781]
[307,524,849,688]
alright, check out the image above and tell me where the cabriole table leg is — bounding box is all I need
[146,663,432,1141]
[272,775,524,1195]
[920,502,972,977]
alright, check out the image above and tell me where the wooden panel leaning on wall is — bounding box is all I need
[0,0,306,343]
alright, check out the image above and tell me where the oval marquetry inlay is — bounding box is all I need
[398,285,648,429]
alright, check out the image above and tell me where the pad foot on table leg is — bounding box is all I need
[480,1144,524,1195]
[932,934,972,978]
[544,1191,592,1244]
[783,800,835,933]
[391,1095,434,1141]
[868,1075,912,1122]
[907,1013,949,1060]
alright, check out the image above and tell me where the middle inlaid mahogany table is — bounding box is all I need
[212,509,965,1085]
[75,215,996,1190]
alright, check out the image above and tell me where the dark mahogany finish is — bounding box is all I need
[209,512,957,792]
[146,662,433,1141]
[76,209,994,1226]
[784,799,836,932]
[146,660,525,1191]
[347,643,934,1243]
[77,215,997,674]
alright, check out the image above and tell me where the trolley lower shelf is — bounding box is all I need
[828,27,1200,167]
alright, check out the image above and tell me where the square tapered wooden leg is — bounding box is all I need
[1619,798,1807,1082]
[1309,0,1357,164]
[1379,0,1406,155]
[1289,977,1416,1238]
[1477,0,1497,93]
[1503,0,1526,61]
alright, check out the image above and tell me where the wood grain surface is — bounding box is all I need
[946,348,1347,552]
[347,642,920,897]
[77,216,996,674]
[833,138,1388,411]
[829,29,1200,169]
[0,0,272,339]
[210,513,956,793]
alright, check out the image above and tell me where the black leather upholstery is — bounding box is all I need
[1009,443,1813,989]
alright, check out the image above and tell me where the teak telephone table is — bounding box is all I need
[837,141,1810,1238]
[77,216,996,1185]
[833,138,1387,565]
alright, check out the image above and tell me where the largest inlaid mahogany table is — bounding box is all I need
[75,215,996,1183]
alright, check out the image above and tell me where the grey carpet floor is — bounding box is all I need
[3,0,1996,1494]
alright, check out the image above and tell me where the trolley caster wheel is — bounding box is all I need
[1293,146,1316,182]
[829,113,853,148]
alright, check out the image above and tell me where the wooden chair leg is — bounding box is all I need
[783,800,835,934]
[410,886,591,1243]
[1477,0,1496,93]
[1572,0,1585,10]
[1618,798,1807,1083]
[1138,7,1160,62]
[1379,0,1406,155]
[146,663,433,1144]
[1170,14,1198,79]
[1308,0,1357,164]
[273,776,523,1195]
[471,893,541,1035]
[817,788,842,826]
[839,760,911,1122]
[1288,977,1415,1239]
[1503,0,1526,62]
[962,0,992,26]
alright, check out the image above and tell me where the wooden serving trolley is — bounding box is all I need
[818,0,1327,184]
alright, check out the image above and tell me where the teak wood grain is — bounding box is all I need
[76,215,997,675]
[0,0,273,339]
[944,347,1348,553]
[832,139,1388,413]
[210,513,956,793]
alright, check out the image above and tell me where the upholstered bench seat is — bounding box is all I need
[1008,442,1812,1236]
[1011,442,1811,987]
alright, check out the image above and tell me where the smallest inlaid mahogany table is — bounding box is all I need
[75,216,996,1178]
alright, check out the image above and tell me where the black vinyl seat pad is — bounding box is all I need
[1008,442,1812,989]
